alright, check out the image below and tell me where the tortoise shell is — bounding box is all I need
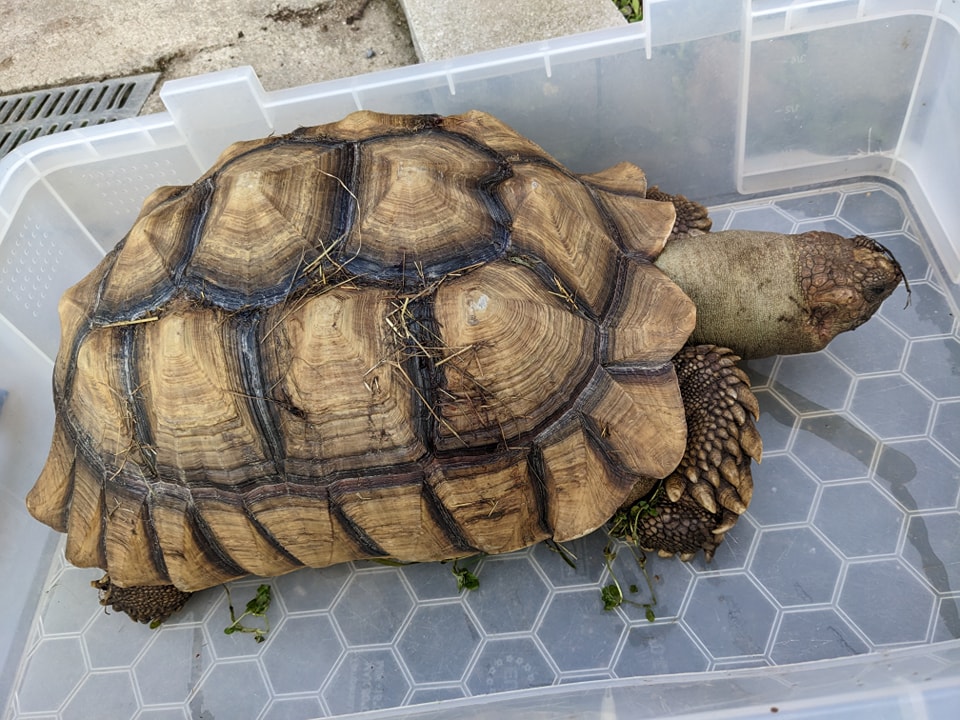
[27,110,695,593]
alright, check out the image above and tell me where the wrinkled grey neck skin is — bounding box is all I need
[653,230,902,360]
[655,231,801,359]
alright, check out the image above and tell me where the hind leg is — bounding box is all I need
[93,575,192,625]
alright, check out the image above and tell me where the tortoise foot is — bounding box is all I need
[613,344,762,561]
[92,574,192,625]
[646,186,713,240]
[614,494,737,562]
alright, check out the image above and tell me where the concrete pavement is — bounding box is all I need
[0,0,625,114]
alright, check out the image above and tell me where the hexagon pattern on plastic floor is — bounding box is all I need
[6,183,960,719]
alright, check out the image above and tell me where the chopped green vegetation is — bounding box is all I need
[601,582,624,611]
[450,557,481,592]
[607,483,662,544]
[544,538,578,569]
[600,541,657,621]
[224,583,272,643]
[370,557,417,567]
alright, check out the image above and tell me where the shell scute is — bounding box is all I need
[138,305,272,485]
[103,483,167,587]
[148,487,245,590]
[97,182,206,320]
[261,287,427,477]
[602,258,697,366]
[426,452,548,555]
[440,110,554,160]
[431,260,596,450]
[330,469,464,561]
[340,132,512,280]
[245,485,369,572]
[185,143,353,309]
[501,162,621,316]
[580,366,687,480]
[191,492,303,578]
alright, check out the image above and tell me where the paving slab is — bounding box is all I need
[399,0,627,62]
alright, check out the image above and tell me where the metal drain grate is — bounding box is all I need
[0,72,159,158]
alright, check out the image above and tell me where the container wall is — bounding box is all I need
[0,0,958,714]
[894,10,960,280]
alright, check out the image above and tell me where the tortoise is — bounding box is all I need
[26,110,904,624]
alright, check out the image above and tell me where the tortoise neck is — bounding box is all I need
[653,230,821,359]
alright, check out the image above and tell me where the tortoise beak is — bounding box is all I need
[852,234,909,304]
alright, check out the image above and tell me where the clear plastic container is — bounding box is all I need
[1,1,958,717]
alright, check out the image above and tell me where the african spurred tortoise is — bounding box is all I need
[26,110,903,623]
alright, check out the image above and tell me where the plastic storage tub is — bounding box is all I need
[2,1,959,717]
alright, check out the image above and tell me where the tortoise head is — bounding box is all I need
[797,231,906,349]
